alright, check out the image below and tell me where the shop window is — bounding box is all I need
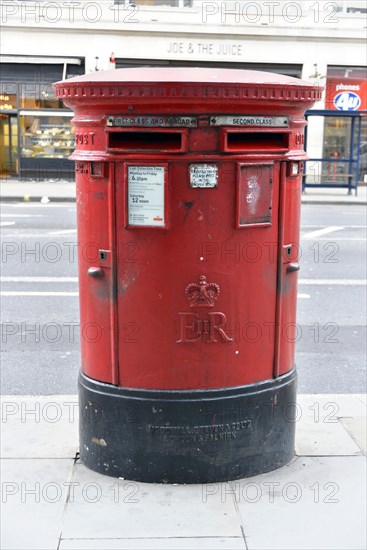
[20,83,65,109]
[321,117,366,183]
[355,117,367,182]
[305,114,366,189]
[2,62,84,110]
[0,114,18,176]
[20,115,75,159]
[0,91,17,111]
[323,117,351,159]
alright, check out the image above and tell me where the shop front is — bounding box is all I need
[304,67,367,194]
[0,58,84,180]
[1,57,304,181]
[2,59,366,187]
[0,112,18,178]
[19,111,75,180]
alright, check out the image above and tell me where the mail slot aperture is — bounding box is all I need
[107,129,187,152]
[221,128,290,152]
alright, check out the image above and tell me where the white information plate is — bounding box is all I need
[128,166,165,227]
[189,164,218,188]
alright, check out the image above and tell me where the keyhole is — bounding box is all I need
[99,250,106,261]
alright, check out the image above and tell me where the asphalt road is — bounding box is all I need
[1,202,366,395]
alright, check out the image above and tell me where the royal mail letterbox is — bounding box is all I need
[54,68,321,483]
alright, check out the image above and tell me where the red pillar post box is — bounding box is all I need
[54,69,321,483]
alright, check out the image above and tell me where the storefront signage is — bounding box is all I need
[333,92,361,111]
[167,41,243,56]
[107,115,197,127]
[326,79,367,111]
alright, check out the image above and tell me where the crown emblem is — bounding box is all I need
[185,275,220,308]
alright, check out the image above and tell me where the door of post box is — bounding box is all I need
[115,160,280,390]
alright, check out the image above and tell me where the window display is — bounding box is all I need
[20,83,66,109]
[320,116,352,183]
[323,116,351,159]
[21,115,74,159]
[0,93,17,111]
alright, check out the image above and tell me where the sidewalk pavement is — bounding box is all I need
[0,180,76,203]
[1,179,367,205]
[1,394,366,550]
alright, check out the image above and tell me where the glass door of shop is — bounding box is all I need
[323,115,367,186]
[303,112,367,195]
[0,114,18,177]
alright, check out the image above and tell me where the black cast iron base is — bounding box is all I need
[79,369,297,483]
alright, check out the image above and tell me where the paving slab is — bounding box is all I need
[0,458,74,550]
[301,186,367,205]
[339,416,367,454]
[61,463,242,540]
[296,393,366,418]
[295,415,362,456]
[1,396,78,459]
[295,394,365,456]
[0,180,76,202]
[232,455,367,550]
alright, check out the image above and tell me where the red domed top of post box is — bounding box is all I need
[54,67,321,115]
